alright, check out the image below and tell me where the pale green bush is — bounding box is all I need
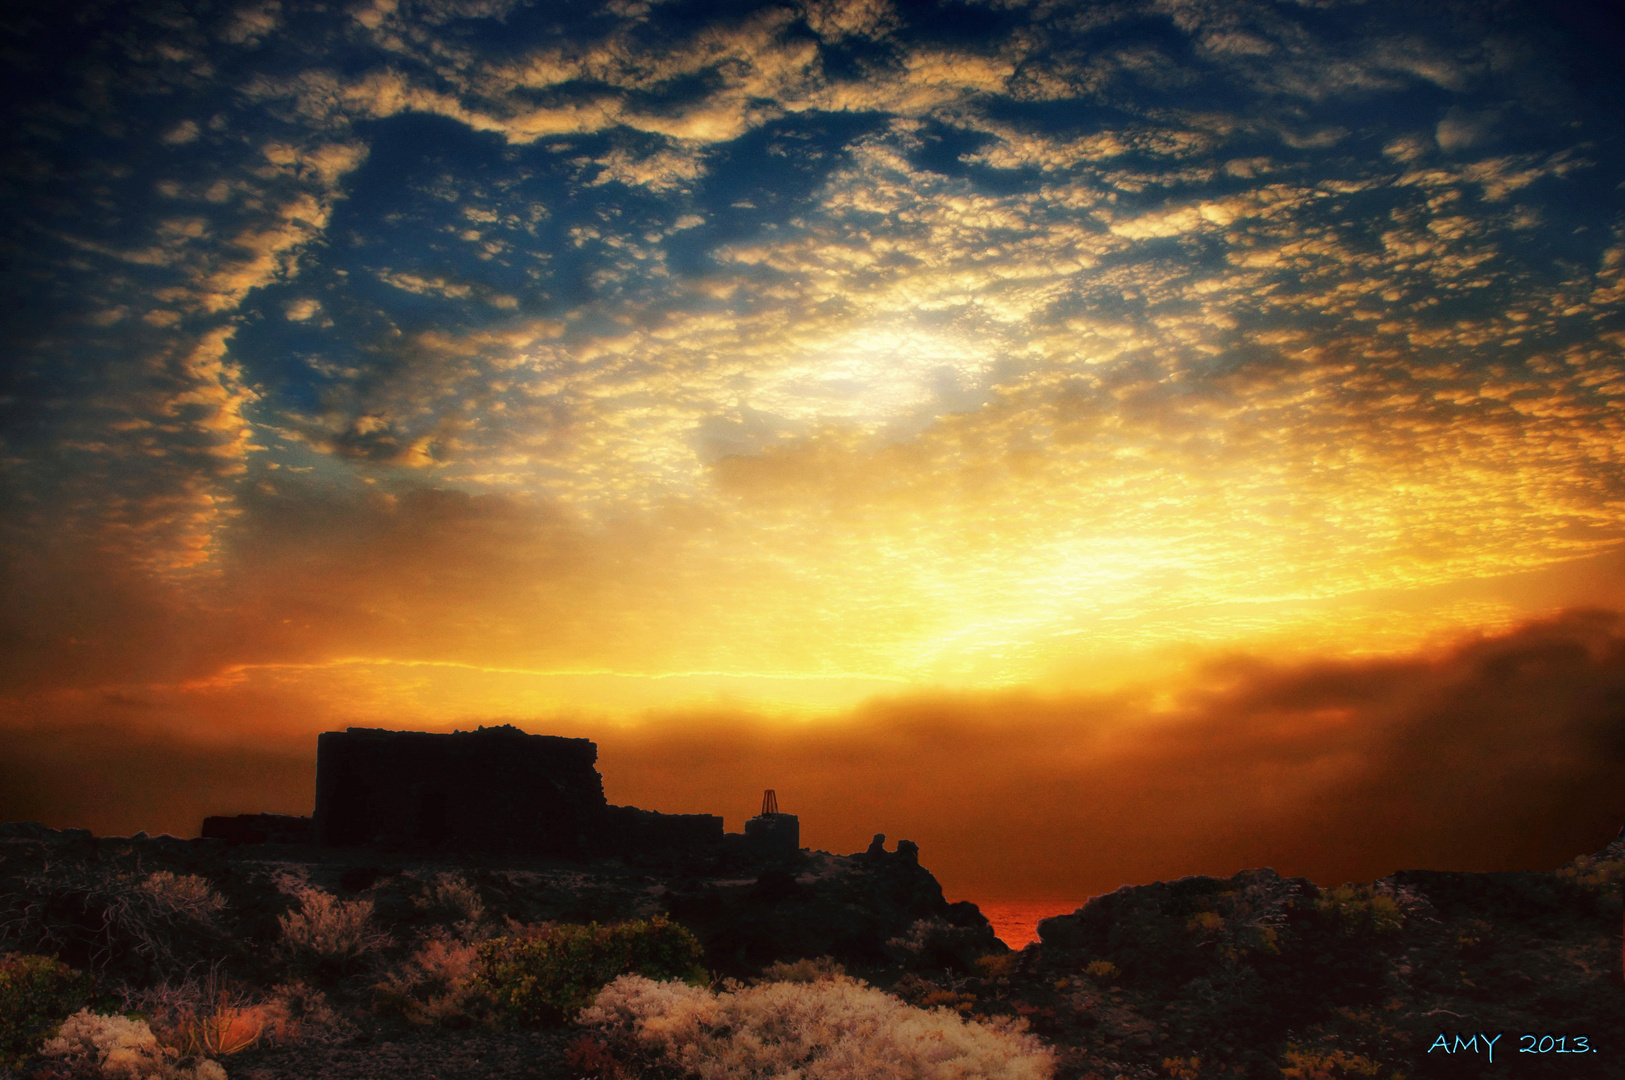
[477,917,706,1026]
[0,952,96,1070]
[580,973,1055,1080]
[40,1009,226,1080]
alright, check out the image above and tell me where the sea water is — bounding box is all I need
[972,898,1090,950]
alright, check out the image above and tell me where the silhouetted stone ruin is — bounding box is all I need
[200,813,313,845]
[307,725,725,857]
[745,787,800,860]
[200,724,833,864]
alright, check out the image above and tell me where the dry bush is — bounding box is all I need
[372,937,484,1026]
[1278,1044,1397,1079]
[277,889,390,966]
[260,981,356,1045]
[580,973,1056,1080]
[1313,885,1408,938]
[758,956,845,984]
[563,1033,629,1080]
[413,874,485,929]
[40,1010,227,1080]
[1,863,228,979]
[120,968,265,1060]
[1556,853,1625,891]
[135,876,226,925]
[1083,959,1118,982]
[884,917,988,969]
[1163,1056,1202,1080]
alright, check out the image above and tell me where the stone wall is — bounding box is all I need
[313,725,607,854]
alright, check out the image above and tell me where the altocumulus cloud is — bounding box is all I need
[2,0,1624,886]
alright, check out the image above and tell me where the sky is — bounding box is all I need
[3,0,1624,900]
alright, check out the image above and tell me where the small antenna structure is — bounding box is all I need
[761,788,779,815]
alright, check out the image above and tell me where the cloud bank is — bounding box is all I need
[6,610,1621,898]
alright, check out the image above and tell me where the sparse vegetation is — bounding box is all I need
[40,1010,228,1080]
[119,968,270,1060]
[1556,853,1625,891]
[759,955,846,983]
[580,973,1056,1080]
[0,953,97,1070]
[1083,958,1119,981]
[411,873,486,941]
[372,936,484,1026]
[276,888,391,970]
[0,825,1619,1080]
[475,916,707,1026]
[2,862,228,978]
[1277,1043,1398,1079]
[1314,884,1407,937]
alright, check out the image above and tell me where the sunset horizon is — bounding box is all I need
[4,0,1624,906]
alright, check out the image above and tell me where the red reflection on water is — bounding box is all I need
[971,899,1090,950]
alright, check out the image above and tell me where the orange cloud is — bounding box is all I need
[6,611,1621,904]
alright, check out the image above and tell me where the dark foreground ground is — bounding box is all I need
[3,822,1622,1079]
[228,1029,573,1080]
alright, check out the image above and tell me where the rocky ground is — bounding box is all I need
[2,822,1621,1079]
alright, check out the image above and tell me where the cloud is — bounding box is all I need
[5,610,1622,898]
[0,720,313,838]
[4,0,1624,866]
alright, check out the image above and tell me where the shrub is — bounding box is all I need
[1314,886,1405,937]
[475,917,706,1026]
[1278,1044,1397,1079]
[0,953,97,1071]
[1163,1057,1201,1080]
[563,1033,629,1080]
[277,889,390,968]
[373,937,484,1026]
[1084,959,1118,981]
[760,956,846,984]
[975,953,1017,980]
[884,917,988,969]
[39,1010,227,1080]
[136,875,227,924]
[1186,911,1224,934]
[122,972,265,1060]
[413,873,485,928]
[260,981,355,1045]
[1556,854,1625,891]
[580,973,1056,1080]
[1,864,228,978]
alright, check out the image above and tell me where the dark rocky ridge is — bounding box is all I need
[1005,829,1625,1079]
[3,821,1622,1078]
[0,820,1003,984]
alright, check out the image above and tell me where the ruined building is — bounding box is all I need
[745,788,800,859]
[205,724,792,862]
